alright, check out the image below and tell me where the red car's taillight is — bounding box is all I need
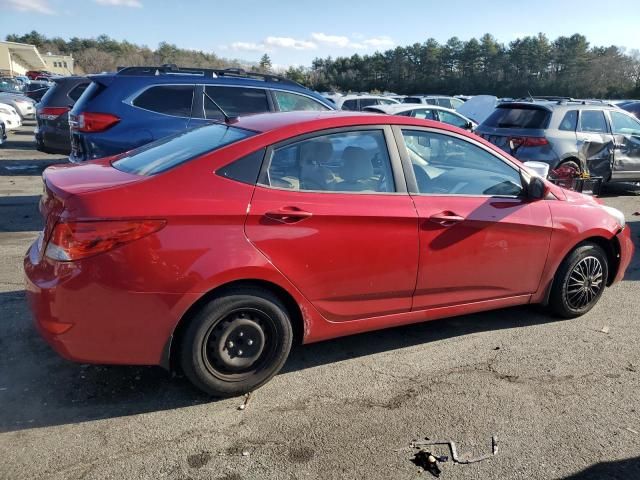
[45,220,166,261]
[509,136,549,147]
[38,107,69,120]
[73,112,120,132]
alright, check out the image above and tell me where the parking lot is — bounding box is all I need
[1,121,639,479]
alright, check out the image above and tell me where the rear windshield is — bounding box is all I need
[113,123,255,175]
[483,106,551,129]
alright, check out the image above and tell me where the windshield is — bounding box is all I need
[0,79,22,93]
[113,123,255,175]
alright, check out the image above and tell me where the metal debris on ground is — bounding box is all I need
[625,427,638,435]
[600,326,611,334]
[238,391,252,410]
[411,436,498,465]
[412,450,447,477]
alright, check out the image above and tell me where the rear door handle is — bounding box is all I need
[428,211,465,227]
[265,206,313,224]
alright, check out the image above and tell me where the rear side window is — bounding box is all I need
[113,123,255,175]
[217,149,265,185]
[359,98,379,109]
[68,83,89,102]
[274,90,329,111]
[133,85,194,117]
[403,97,421,104]
[412,109,436,120]
[483,107,550,129]
[341,99,358,111]
[205,86,269,118]
[559,110,578,131]
[436,98,453,108]
[261,130,394,193]
[579,111,608,133]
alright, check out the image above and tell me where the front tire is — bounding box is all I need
[180,288,293,397]
[549,243,608,318]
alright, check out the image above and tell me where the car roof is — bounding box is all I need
[364,104,463,115]
[338,94,398,101]
[231,110,464,135]
[498,100,621,112]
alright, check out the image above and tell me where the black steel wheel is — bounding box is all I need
[180,287,293,397]
[549,243,609,318]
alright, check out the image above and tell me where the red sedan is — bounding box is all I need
[24,111,634,396]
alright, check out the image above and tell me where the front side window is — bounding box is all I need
[579,110,608,133]
[436,98,453,109]
[402,130,523,196]
[133,85,194,117]
[610,111,640,135]
[205,86,269,118]
[113,123,255,175]
[437,110,468,128]
[274,90,329,112]
[260,130,394,193]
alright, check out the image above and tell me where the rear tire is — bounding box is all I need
[180,288,293,397]
[549,243,608,318]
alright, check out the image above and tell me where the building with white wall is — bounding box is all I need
[43,53,74,75]
[0,41,47,76]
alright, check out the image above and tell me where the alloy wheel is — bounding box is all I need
[565,256,604,310]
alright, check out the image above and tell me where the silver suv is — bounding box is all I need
[476,101,640,182]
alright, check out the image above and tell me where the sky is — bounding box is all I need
[1,0,639,68]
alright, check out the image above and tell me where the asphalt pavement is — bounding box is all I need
[1,122,639,480]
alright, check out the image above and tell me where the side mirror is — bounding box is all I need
[465,121,474,130]
[526,175,549,200]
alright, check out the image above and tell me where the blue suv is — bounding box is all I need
[69,65,334,162]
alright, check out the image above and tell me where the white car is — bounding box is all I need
[362,103,477,131]
[402,95,465,110]
[333,94,400,111]
[0,102,23,131]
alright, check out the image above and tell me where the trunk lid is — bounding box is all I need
[39,160,144,255]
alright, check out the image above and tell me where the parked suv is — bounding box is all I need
[35,76,89,154]
[69,65,334,162]
[475,101,640,182]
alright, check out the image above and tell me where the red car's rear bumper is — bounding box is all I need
[24,240,198,366]
[614,225,635,284]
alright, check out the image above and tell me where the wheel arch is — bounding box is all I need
[542,234,620,305]
[164,279,305,372]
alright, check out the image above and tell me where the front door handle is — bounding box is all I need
[265,206,313,224]
[428,211,465,227]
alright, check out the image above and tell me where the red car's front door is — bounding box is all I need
[245,127,419,322]
[397,128,552,310]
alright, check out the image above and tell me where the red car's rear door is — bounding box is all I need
[396,127,552,310]
[245,126,419,322]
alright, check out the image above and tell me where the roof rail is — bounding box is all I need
[115,64,301,86]
[556,98,618,107]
